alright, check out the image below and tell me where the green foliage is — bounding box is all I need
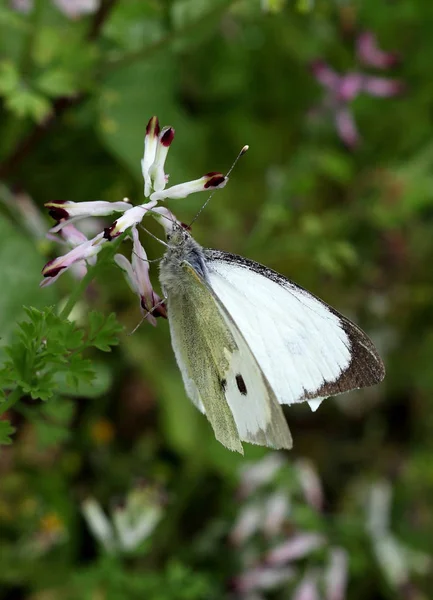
[0,0,432,598]
[0,307,123,446]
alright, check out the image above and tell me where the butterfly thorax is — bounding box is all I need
[159,227,208,293]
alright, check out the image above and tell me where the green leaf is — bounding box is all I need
[0,420,15,445]
[98,56,201,181]
[0,215,56,345]
[36,69,78,98]
[87,312,123,352]
[53,361,112,398]
[0,60,19,96]
[4,88,51,123]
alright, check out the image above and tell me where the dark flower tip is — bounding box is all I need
[146,116,160,137]
[48,207,69,222]
[103,223,118,241]
[160,127,175,147]
[140,297,168,319]
[204,174,226,188]
[42,260,66,278]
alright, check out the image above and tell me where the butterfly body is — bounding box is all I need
[159,225,385,453]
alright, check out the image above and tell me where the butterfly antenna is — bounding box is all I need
[139,224,169,247]
[189,144,249,227]
[131,250,162,264]
[128,296,168,336]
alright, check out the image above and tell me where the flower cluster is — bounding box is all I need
[41,116,228,324]
[229,455,348,599]
[311,31,404,148]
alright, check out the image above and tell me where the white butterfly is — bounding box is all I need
[159,224,385,454]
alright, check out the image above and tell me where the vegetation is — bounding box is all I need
[1,0,432,598]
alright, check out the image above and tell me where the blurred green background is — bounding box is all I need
[1,0,433,598]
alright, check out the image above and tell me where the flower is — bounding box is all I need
[310,32,403,148]
[82,483,164,554]
[356,31,399,70]
[41,232,105,287]
[41,116,228,322]
[45,199,132,233]
[114,227,167,326]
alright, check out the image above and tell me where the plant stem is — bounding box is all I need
[59,266,98,320]
[0,387,23,416]
[101,0,239,74]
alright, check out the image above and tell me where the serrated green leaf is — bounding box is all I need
[0,420,15,445]
[53,361,112,398]
[87,311,123,352]
[5,89,51,123]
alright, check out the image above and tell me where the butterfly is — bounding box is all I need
[158,224,385,454]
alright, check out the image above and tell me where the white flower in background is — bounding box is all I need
[82,484,164,554]
[41,116,228,323]
[231,454,349,600]
[366,480,432,591]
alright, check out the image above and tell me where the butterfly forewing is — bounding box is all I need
[205,250,385,407]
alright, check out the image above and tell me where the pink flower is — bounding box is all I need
[357,31,399,70]
[266,533,326,566]
[310,33,404,148]
[292,571,320,600]
[114,228,166,326]
[41,232,105,286]
[325,548,348,600]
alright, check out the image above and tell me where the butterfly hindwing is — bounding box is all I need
[164,261,293,453]
[205,250,385,408]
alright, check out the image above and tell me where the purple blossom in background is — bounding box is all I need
[230,455,349,600]
[311,31,404,148]
[11,0,100,18]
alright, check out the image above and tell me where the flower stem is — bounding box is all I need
[59,266,98,320]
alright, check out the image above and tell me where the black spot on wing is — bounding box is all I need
[236,374,247,395]
[220,378,227,392]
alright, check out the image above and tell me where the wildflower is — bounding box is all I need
[41,116,228,321]
[295,459,324,512]
[292,571,320,600]
[366,480,432,591]
[266,533,326,565]
[82,483,163,554]
[41,232,105,286]
[356,31,399,70]
[325,548,348,600]
[238,453,285,498]
[311,32,403,148]
[45,199,132,233]
[233,565,295,594]
[114,227,167,326]
[82,498,115,553]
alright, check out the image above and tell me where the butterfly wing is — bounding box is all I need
[205,250,385,409]
[164,262,293,453]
